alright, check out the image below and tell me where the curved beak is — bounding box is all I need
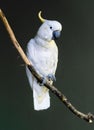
[53,30,61,40]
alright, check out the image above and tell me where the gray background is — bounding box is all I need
[0,0,94,129]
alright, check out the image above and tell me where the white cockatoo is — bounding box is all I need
[26,11,62,111]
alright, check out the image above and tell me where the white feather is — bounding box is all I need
[26,66,50,110]
[26,20,62,110]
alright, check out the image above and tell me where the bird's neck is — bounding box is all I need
[34,36,56,48]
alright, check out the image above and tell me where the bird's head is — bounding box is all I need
[36,11,62,42]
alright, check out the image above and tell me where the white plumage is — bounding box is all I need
[26,13,62,110]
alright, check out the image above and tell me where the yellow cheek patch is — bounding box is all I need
[49,40,55,44]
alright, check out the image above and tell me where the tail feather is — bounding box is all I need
[26,66,50,110]
[33,86,50,111]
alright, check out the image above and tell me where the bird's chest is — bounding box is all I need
[37,48,57,66]
[33,44,58,73]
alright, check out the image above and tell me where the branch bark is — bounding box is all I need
[0,9,94,123]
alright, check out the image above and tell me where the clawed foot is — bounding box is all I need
[40,77,47,86]
[39,74,56,86]
[47,74,56,82]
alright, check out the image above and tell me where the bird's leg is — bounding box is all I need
[37,76,48,86]
[47,74,56,82]
[38,74,56,86]
[40,76,47,86]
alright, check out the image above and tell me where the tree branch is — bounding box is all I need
[0,9,94,123]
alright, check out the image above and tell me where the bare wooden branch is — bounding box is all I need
[0,9,94,123]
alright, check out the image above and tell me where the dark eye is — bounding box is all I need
[50,26,52,29]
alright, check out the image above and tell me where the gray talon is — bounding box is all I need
[47,74,56,81]
[40,77,47,86]
[39,74,56,86]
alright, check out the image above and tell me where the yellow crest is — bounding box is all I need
[38,11,46,23]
